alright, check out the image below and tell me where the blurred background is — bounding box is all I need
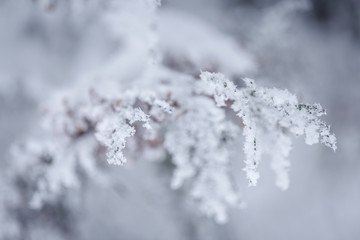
[0,0,359,239]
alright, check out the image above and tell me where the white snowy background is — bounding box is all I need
[0,0,359,239]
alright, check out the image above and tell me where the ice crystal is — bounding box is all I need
[199,71,336,189]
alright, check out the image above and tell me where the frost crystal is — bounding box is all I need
[93,92,172,165]
[200,71,336,190]
[10,69,336,224]
[96,114,136,165]
[164,96,241,222]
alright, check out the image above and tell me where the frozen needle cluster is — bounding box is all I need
[3,0,337,230]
